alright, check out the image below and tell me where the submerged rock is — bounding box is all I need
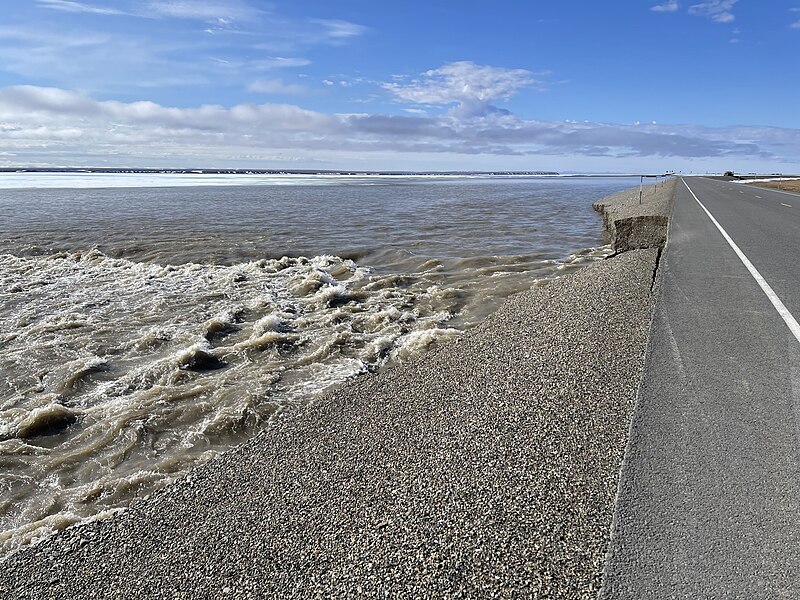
[17,405,78,439]
[183,349,227,372]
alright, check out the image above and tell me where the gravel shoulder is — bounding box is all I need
[1,182,674,599]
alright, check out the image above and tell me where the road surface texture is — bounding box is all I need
[601,177,800,598]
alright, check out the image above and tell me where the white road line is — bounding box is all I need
[683,179,800,345]
[763,187,800,199]
[781,203,793,208]
[755,195,762,199]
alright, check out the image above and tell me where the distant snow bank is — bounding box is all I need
[739,177,800,184]
[0,172,644,190]
[0,172,411,189]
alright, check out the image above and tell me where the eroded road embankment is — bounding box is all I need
[0,181,674,599]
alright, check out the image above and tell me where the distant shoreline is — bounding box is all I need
[0,167,671,177]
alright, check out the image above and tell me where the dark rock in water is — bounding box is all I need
[18,405,78,439]
[326,296,350,308]
[204,324,240,342]
[326,291,366,308]
[183,350,227,372]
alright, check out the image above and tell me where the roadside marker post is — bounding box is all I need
[639,176,643,204]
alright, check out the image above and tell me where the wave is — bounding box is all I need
[0,239,612,556]
[0,249,460,555]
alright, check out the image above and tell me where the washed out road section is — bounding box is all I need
[0,182,673,598]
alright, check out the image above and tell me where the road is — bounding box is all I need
[601,178,800,598]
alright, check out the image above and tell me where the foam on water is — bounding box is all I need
[0,249,463,554]
[0,245,612,555]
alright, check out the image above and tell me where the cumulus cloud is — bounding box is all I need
[384,62,547,117]
[651,1,680,13]
[0,85,794,168]
[689,0,738,23]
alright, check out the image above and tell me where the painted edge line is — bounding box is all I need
[683,178,800,344]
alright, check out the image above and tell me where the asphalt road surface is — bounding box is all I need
[601,178,800,598]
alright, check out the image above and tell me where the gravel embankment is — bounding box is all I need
[0,182,674,599]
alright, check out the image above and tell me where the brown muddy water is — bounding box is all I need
[0,174,637,556]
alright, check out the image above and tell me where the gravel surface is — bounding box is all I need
[0,184,673,599]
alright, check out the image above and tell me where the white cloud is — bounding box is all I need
[36,0,128,15]
[250,19,367,52]
[245,57,311,71]
[248,79,310,95]
[10,3,366,95]
[37,0,264,23]
[0,25,110,47]
[0,85,794,169]
[0,18,319,94]
[384,61,547,117]
[689,0,738,23]
[146,0,262,23]
[0,25,203,91]
[208,56,311,75]
[651,1,680,13]
[311,19,368,39]
[266,57,310,68]
[386,62,540,104]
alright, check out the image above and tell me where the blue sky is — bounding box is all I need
[0,0,798,172]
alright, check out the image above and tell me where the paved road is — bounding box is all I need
[601,177,800,598]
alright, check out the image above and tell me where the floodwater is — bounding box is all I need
[0,174,636,556]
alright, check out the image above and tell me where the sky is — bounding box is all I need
[0,0,798,172]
